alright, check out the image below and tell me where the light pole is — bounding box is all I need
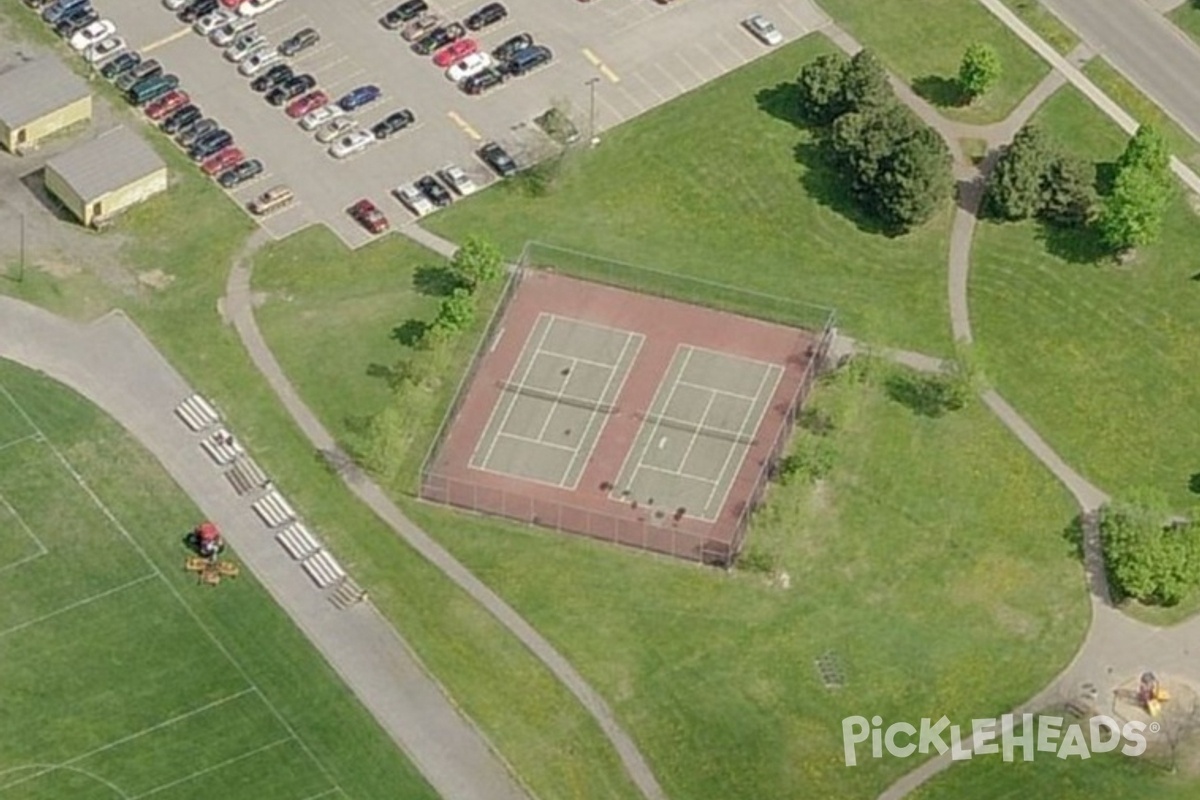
[18,211,25,283]
[586,77,600,147]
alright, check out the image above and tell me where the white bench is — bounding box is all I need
[301,550,346,589]
[174,394,220,432]
[330,578,368,609]
[200,429,245,466]
[252,490,296,528]
[275,522,320,560]
[225,457,270,496]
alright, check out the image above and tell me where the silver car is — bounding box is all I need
[393,182,433,216]
[743,14,783,46]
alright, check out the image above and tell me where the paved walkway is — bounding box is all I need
[223,236,668,800]
[0,293,529,800]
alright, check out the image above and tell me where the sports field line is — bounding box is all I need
[0,383,346,798]
[0,433,40,454]
[0,690,257,793]
[296,787,344,800]
[128,737,292,799]
[562,332,643,490]
[0,574,156,639]
[702,364,781,513]
[0,765,132,799]
[0,493,49,576]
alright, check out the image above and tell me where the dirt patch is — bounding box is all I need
[137,269,175,290]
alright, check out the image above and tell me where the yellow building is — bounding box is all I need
[45,127,168,227]
[0,58,90,153]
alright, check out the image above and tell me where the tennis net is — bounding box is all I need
[641,413,756,446]
[498,381,617,414]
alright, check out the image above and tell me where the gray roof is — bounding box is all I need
[0,58,89,129]
[47,127,166,202]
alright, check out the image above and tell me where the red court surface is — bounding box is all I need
[422,270,819,563]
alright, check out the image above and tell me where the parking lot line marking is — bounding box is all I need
[696,42,731,72]
[140,27,191,55]
[777,2,814,30]
[716,32,752,64]
[599,64,620,84]
[446,111,482,141]
[674,50,708,83]
[631,70,666,102]
[581,47,601,66]
[652,62,687,94]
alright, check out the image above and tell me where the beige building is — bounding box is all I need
[45,127,168,227]
[0,58,91,153]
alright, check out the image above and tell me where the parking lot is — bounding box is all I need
[89,0,829,247]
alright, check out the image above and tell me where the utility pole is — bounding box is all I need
[586,77,601,147]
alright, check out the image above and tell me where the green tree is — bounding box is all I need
[1118,124,1170,176]
[841,50,892,112]
[796,51,851,125]
[435,287,477,332]
[450,235,505,290]
[986,125,1054,220]
[1042,153,1097,227]
[1100,500,1200,605]
[1098,164,1171,252]
[958,43,1002,100]
[361,401,416,482]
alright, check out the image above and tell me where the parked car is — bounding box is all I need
[278,26,318,56]
[381,0,426,28]
[413,23,464,56]
[461,67,504,95]
[299,103,343,131]
[250,63,292,92]
[248,184,294,215]
[178,117,219,146]
[68,19,113,50]
[188,129,233,160]
[84,36,125,64]
[211,16,255,45]
[42,0,90,24]
[238,47,281,76]
[201,146,244,175]
[161,103,202,134]
[445,52,493,83]
[371,109,415,139]
[194,8,234,35]
[500,44,551,76]
[336,85,381,112]
[217,158,263,188]
[115,58,161,91]
[328,129,375,159]
[492,32,531,63]
[393,183,433,216]
[179,0,219,23]
[144,89,189,120]
[438,164,478,196]
[100,50,140,79]
[53,7,99,38]
[464,2,506,32]
[348,199,389,234]
[315,117,356,144]
[477,141,517,176]
[224,30,265,61]
[127,73,179,106]
[285,90,327,118]
[400,12,440,42]
[432,38,477,67]
[219,0,246,8]
[742,13,782,46]
[162,0,189,9]
[238,0,283,17]
[415,174,452,207]
[265,73,314,105]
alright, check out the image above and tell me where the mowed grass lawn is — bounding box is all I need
[816,0,1049,123]
[0,360,434,799]
[426,33,954,355]
[969,85,1200,510]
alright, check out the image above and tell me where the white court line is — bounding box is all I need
[673,386,717,478]
[0,384,346,797]
[561,332,643,490]
[675,378,760,402]
[495,430,577,453]
[542,309,647,345]
[635,462,720,487]
[130,737,292,799]
[612,347,695,497]
[538,348,618,371]
[533,357,579,440]
[0,574,156,639]
[0,433,40,453]
[703,364,783,514]
[473,313,554,468]
[683,342,782,371]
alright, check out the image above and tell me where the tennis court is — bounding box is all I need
[610,346,781,522]
[470,313,643,488]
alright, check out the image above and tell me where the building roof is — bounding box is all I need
[0,58,89,129]
[46,127,166,202]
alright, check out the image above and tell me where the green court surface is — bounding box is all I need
[471,313,642,488]
[611,346,780,522]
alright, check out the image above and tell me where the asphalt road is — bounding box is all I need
[1039,0,1200,138]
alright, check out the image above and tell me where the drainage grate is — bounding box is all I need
[815,650,846,689]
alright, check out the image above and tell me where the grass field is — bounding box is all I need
[0,360,435,800]
[815,0,1049,123]
[1001,0,1079,55]
[425,34,954,356]
[1169,1,1200,49]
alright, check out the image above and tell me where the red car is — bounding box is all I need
[432,38,477,67]
[201,147,245,176]
[220,0,246,8]
[286,90,328,119]
[349,199,389,234]
[145,90,189,121]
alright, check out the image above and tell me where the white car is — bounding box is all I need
[240,0,284,17]
[224,32,266,62]
[300,104,344,131]
[238,48,281,76]
[328,129,375,159]
[69,20,116,52]
[743,14,783,46]
[315,117,356,144]
[194,9,235,36]
[162,0,188,9]
[84,36,125,64]
[438,164,478,197]
[211,17,255,46]
[393,183,433,217]
[445,52,494,83]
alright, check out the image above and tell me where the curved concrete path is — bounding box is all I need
[0,294,528,800]
[224,235,667,800]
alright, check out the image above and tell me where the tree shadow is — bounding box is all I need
[391,319,428,347]
[1095,161,1119,196]
[912,75,968,109]
[755,81,807,127]
[883,372,959,418]
[794,141,894,236]
[1061,513,1086,561]
[1034,218,1111,265]
[412,264,464,297]
[1189,472,1200,495]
